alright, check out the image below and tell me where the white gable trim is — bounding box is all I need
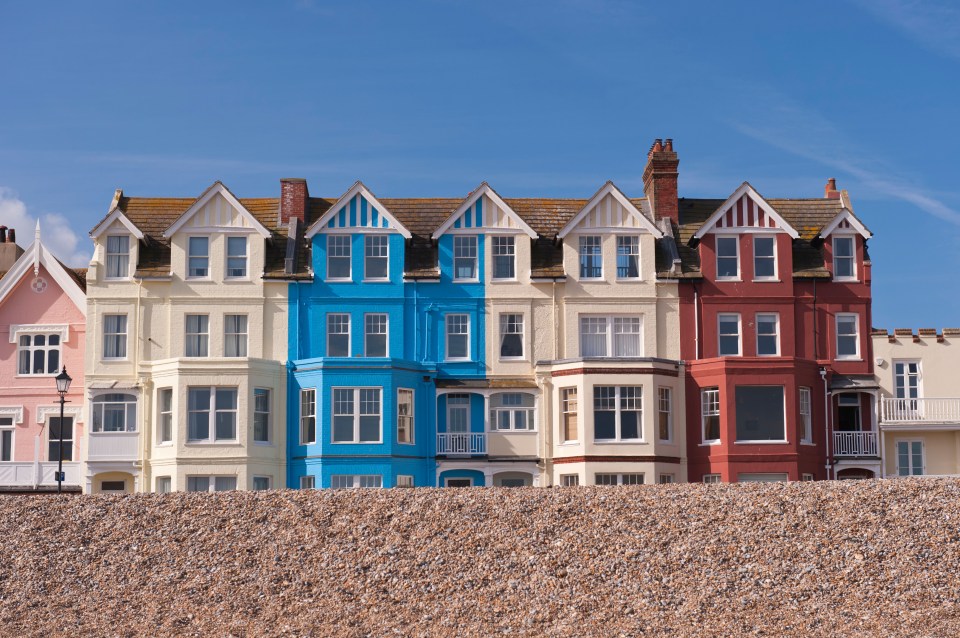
[693,182,799,240]
[818,208,872,239]
[557,181,663,239]
[89,208,144,240]
[162,182,271,239]
[305,181,412,239]
[431,183,537,240]
[0,241,86,316]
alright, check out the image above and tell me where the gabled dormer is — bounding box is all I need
[162,182,271,282]
[89,190,145,283]
[432,183,536,283]
[305,181,411,283]
[557,182,663,282]
[817,198,871,283]
[691,182,798,283]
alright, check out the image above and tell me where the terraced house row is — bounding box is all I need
[2,139,957,493]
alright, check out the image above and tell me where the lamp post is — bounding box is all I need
[54,366,72,494]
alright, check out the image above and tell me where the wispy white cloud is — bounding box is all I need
[723,86,960,225]
[851,0,960,61]
[0,189,91,267]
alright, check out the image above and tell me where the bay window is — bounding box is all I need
[91,393,137,433]
[332,388,382,443]
[490,393,534,431]
[702,388,720,443]
[735,386,785,441]
[187,387,237,442]
[593,386,642,442]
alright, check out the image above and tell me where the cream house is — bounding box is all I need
[85,182,301,493]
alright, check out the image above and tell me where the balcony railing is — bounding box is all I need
[0,462,81,487]
[833,431,878,457]
[437,433,487,456]
[881,398,960,424]
[87,432,140,461]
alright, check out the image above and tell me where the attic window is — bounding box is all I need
[833,237,855,280]
[105,236,130,278]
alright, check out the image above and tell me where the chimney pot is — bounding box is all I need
[642,137,679,225]
[825,177,841,199]
[8,229,16,244]
[0,227,7,243]
[664,138,673,151]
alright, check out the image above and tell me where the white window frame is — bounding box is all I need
[578,235,603,279]
[0,416,14,462]
[326,234,352,281]
[187,236,210,279]
[445,314,470,361]
[592,386,643,442]
[595,473,644,486]
[896,439,925,476]
[105,235,131,279]
[364,235,389,281]
[579,315,643,358]
[616,235,641,280]
[331,474,383,489]
[832,235,856,281]
[158,388,173,444]
[17,331,62,376]
[718,313,741,357]
[224,314,248,358]
[253,388,271,444]
[331,387,383,444]
[326,313,351,357]
[396,475,414,488]
[715,235,740,280]
[155,476,172,493]
[752,235,777,281]
[799,386,812,444]
[658,474,674,484]
[299,388,316,445]
[185,314,209,357]
[91,393,138,433]
[560,474,580,486]
[186,475,237,492]
[397,388,414,445]
[755,312,779,357]
[702,474,721,484]
[186,387,238,443]
[836,313,860,360]
[453,235,478,281]
[561,387,578,443]
[657,386,672,442]
[490,393,535,432]
[364,313,388,358]
[702,387,720,444]
[225,236,248,279]
[102,314,128,360]
[801,473,815,481]
[300,475,316,489]
[499,313,524,360]
[491,236,516,281]
[894,360,922,401]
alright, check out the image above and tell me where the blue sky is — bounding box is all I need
[1,0,958,329]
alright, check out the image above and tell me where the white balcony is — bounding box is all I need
[0,462,81,488]
[881,398,960,424]
[87,432,140,461]
[437,433,487,456]
[833,431,878,457]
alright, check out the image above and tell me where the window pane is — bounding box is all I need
[226,237,247,277]
[593,387,616,440]
[579,236,602,278]
[188,388,210,440]
[327,235,352,279]
[187,477,210,492]
[754,237,775,278]
[214,477,237,491]
[580,317,607,357]
[617,236,639,278]
[613,317,641,357]
[454,236,478,280]
[446,315,469,359]
[188,237,209,277]
[499,314,523,358]
[492,237,515,279]
[716,237,738,278]
[327,314,350,357]
[365,314,387,357]
[364,236,388,279]
[735,386,785,441]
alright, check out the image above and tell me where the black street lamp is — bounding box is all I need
[54,366,72,494]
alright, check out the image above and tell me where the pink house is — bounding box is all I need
[0,224,86,493]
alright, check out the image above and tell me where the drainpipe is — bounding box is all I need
[135,276,148,493]
[693,287,700,360]
[821,366,831,480]
[552,280,558,360]
[813,279,818,359]
[413,280,419,362]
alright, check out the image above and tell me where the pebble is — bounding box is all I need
[1,479,960,636]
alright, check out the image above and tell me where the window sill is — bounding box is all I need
[252,441,273,447]
[700,441,721,446]
[332,441,383,445]
[397,441,416,446]
[224,278,251,282]
[91,431,139,436]
[101,358,129,362]
[186,441,240,446]
[156,442,173,447]
[836,357,863,362]
[558,441,579,446]
[325,278,353,283]
[361,279,391,284]
[491,278,519,283]
[716,278,741,282]
[103,277,132,282]
[444,359,472,363]
[800,441,816,446]
[752,279,781,283]
[489,430,537,434]
[615,278,643,282]
[499,357,527,362]
[734,440,789,445]
[185,277,212,282]
[832,278,859,283]
[578,277,605,282]
[593,440,646,445]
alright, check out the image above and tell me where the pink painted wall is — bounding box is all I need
[0,263,86,463]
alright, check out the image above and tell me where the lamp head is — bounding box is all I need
[55,366,72,395]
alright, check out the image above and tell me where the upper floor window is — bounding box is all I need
[187,237,209,278]
[327,235,352,280]
[833,236,855,280]
[702,387,720,443]
[561,387,578,443]
[657,387,672,442]
[397,388,414,444]
[364,313,388,357]
[454,236,478,280]
[580,316,642,358]
[490,393,534,431]
[105,235,130,278]
[158,388,173,444]
[499,313,523,359]
[718,313,741,356]
[716,236,739,279]
[894,361,921,401]
[799,387,812,443]
[332,387,382,443]
[836,313,859,359]
[579,236,602,279]
[103,314,128,360]
[300,388,316,445]
[446,314,470,360]
[91,393,137,433]
[735,385,785,442]
[616,236,640,279]
[327,313,350,357]
[185,314,209,357]
[187,387,237,442]
[17,332,60,376]
[593,386,642,442]
[226,236,247,278]
[224,314,248,357]
[364,235,388,280]
[492,236,516,280]
[753,236,776,280]
[756,313,779,356]
[253,388,271,444]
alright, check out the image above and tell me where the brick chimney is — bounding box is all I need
[0,227,24,272]
[279,178,309,225]
[824,177,841,199]
[642,137,679,225]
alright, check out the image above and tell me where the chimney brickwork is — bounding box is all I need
[280,178,309,225]
[642,137,680,225]
[825,177,841,199]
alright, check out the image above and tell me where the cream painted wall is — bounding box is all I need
[872,333,958,398]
